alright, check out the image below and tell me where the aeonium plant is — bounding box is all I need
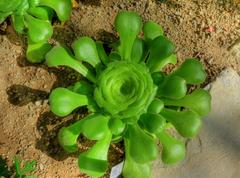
[0,0,72,63]
[45,11,211,178]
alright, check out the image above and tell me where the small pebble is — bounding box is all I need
[35,101,41,106]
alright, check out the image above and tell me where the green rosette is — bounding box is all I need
[94,61,156,119]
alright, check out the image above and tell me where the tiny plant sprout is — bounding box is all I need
[0,0,72,63]
[46,11,211,178]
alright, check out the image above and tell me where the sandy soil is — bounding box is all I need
[0,0,239,177]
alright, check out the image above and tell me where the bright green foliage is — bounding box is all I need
[0,0,72,63]
[13,157,37,178]
[46,11,211,178]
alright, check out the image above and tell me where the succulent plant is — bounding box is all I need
[0,0,72,63]
[46,11,211,178]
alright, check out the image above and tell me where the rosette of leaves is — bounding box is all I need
[45,11,211,178]
[0,0,72,63]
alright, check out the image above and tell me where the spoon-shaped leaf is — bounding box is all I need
[0,11,12,23]
[127,124,158,163]
[24,14,53,43]
[131,38,147,63]
[46,45,96,83]
[72,37,101,68]
[11,14,25,34]
[109,51,121,61]
[151,72,165,85]
[157,76,187,99]
[69,81,99,112]
[27,6,54,20]
[96,42,109,66]
[147,36,176,72]
[58,119,84,152]
[39,0,72,22]
[147,98,164,114]
[28,0,40,7]
[157,131,185,164]
[114,11,142,61]
[14,0,29,15]
[78,131,112,178]
[26,40,52,63]
[49,87,91,117]
[108,118,125,135]
[123,138,152,178]
[70,81,94,96]
[138,113,166,134]
[171,59,206,84]
[0,0,21,12]
[162,89,211,116]
[143,21,163,44]
[81,114,110,140]
[161,108,202,138]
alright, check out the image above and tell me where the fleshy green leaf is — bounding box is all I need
[70,81,94,96]
[147,36,176,72]
[39,0,72,22]
[24,14,53,43]
[96,42,109,66]
[28,0,40,7]
[123,138,152,178]
[72,37,101,68]
[27,6,54,20]
[127,124,158,163]
[147,98,164,114]
[58,114,109,153]
[108,118,125,135]
[0,11,12,24]
[109,51,121,61]
[78,131,112,178]
[157,131,185,164]
[0,0,21,13]
[151,72,165,85]
[171,59,206,84]
[26,40,52,63]
[11,14,25,34]
[81,114,110,140]
[114,11,142,61]
[157,76,187,99]
[58,119,84,152]
[14,0,29,15]
[143,21,164,44]
[138,113,166,134]
[46,45,96,83]
[131,38,147,63]
[49,87,91,117]
[162,89,211,116]
[161,108,202,138]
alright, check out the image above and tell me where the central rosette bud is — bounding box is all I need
[94,61,156,119]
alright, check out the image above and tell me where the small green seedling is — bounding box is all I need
[46,11,211,178]
[13,157,37,178]
[0,0,72,63]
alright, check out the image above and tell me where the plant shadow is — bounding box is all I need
[6,84,48,106]
[35,111,82,161]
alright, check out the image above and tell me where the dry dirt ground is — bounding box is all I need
[0,0,239,177]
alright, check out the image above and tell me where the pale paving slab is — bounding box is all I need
[152,68,240,178]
